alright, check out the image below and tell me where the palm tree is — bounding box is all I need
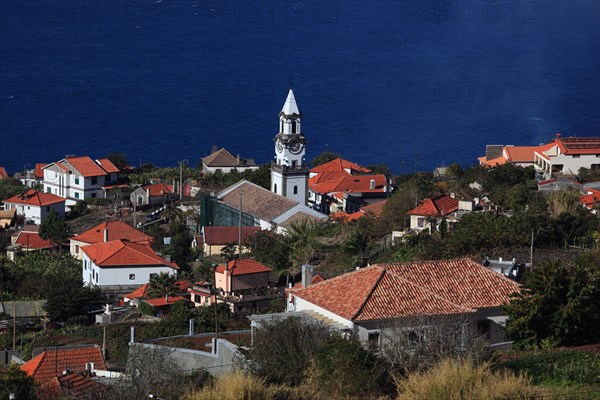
[160,203,184,224]
[148,272,178,297]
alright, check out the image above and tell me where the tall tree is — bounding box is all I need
[39,210,69,250]
[505,255,600,349]
[106,152,128,171]
[311,151,341,167]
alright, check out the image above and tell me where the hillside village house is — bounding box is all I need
[276,258,521,348]
[408,194,475,233]
[478,136,600,178]
[534,136,600,177]
[21,163,47,187]
[6,229,53,260]
[201,148,259,174]
[81,239,178,288]
[69,220,152,260]
[194,226,261,258]
[3,190,66,225]
[43,156,120,206]
[308,158,390,214]
[130,182,174,206]
[215,258,272,295]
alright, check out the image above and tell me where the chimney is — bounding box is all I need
[130,326,135,344]
[450,192,456,198]
[301,264,313,288]
[165,293,169,303]
[104,228,108,242]
[85,362,95,373]
[370,179,375,190]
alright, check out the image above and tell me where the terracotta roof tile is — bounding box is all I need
[202,148,255,168]
[15,231,53,249]
[63,156,108,177]
[81,240,179,269]
[580,188,600,209]
[556,137,600,155]
[215,258,272,275]
[143,296,187,307]
[123,284,150,300]
[3,190,65,207]
[72,220,152,245]
[34,163,47,179]
[39,372,107,400]
[310,158,371,175]
[142,182,173,196]
[0,166,8,178]
[408,194,458,216]
[21,346,106,384]
[96,158,120,173]
[291,258,520,322]
[218,181,298,222]
[203,226,260,245]
[503,146,540,163]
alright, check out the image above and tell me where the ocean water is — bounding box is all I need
[1,0,599,174]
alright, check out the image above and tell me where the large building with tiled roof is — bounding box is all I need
[69,220,152,260]
[201,147,258,174]
[212,180,325,234]
[2,189,66,225]
[20,345,107,384]
[287,258,521,346]
[200,226,261,257]
[81,239,178,287]
[43,156,120,206]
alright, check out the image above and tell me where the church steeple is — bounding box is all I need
[271,87,309,205]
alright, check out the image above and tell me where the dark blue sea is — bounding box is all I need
[1,0,599,174]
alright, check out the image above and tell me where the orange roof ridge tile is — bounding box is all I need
[350,267,386,320]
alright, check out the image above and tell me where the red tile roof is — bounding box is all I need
[34,163,47,179]
[72,220,151,245]
[555,136,600,155]
[0,166,8,178]
[478,155,508,167]
[81,240,179,269]
[38,372,106,400]
[203,226,261,245]
[310,158,371,175]
[96,158,120,173]
[361,199,387,216]
[215,258,272,275]
[15,231,53,250]
[3,190,65,207]
[21,346,106,384]
[580,188,600,209]
[143,296,187,307]
[503,146,540,163]
[143,182,173,196]
[293,274,325,289]
[123,284,150,300]
[310,174,388,195]
[291,258,520,322]
[64,156,108,177]
[408,194,458,217]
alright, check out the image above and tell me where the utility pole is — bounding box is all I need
[13,303,16,350]
[179,161,183,200]
[238,189,243,258]
[530,230,534,268]
[102,326,107,358]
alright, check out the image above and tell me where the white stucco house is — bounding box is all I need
[2,190,66,225]
[43,156,119,206]
[534,136,600,178]
[275,258,520,348]
[201,148,258,174]
[81,239,179,287]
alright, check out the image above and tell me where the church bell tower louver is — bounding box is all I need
[271,87,309,205]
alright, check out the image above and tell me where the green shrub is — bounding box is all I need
[497,350,600,387]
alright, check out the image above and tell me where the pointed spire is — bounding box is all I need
[281,88,300,116]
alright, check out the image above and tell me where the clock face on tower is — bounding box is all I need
[289,139,302,154]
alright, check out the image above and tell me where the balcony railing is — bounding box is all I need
[271,162,309,173]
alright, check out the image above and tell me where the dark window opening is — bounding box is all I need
[292,121,297,133]
[293,185,298,195]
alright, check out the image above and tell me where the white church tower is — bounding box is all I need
[271,88,309,205]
